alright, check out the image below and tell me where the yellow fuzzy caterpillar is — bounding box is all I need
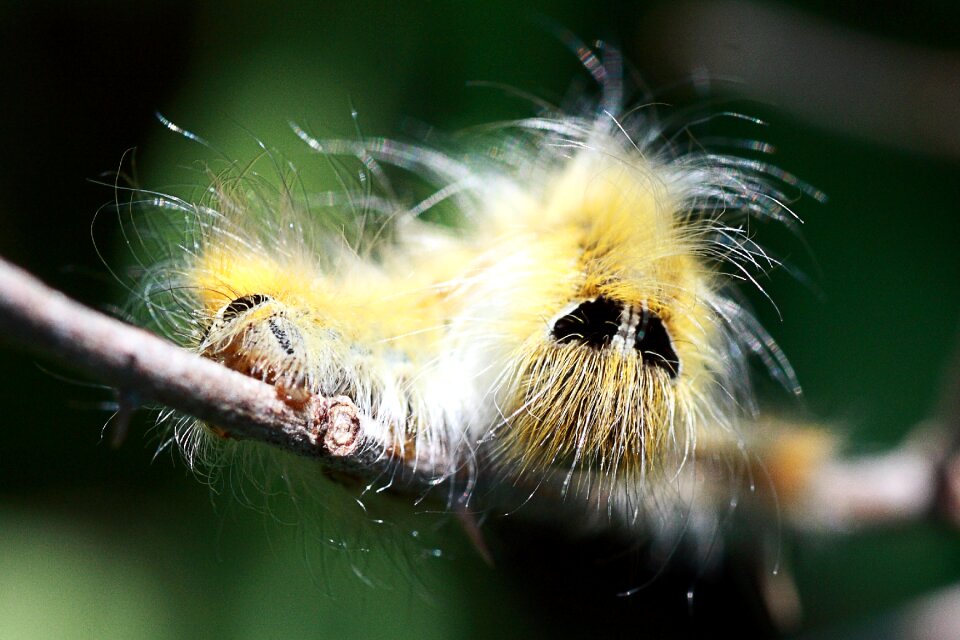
[135,44,824,539]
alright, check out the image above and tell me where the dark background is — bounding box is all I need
[1,1,959,637]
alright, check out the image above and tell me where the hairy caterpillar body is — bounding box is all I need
[135,44,822,540]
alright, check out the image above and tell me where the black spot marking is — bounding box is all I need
[222,294,272,322]
[635,309,680,378]
[551,296,681,379]
[551,297,622,348]
[268,317,296,355]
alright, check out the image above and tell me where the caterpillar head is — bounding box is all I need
[201,292,321,406]
[188,244,378,406]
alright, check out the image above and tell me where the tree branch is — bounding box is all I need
[0,253,958,532]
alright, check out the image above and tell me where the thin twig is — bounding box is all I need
[0,256,400,478]
[802,430,942,530]
[799,329,960,530]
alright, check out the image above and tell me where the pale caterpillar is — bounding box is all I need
[130,40,826,548]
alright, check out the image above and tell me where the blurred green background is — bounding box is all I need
[1,1,959,638]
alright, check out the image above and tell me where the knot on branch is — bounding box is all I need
[309,395,362,457]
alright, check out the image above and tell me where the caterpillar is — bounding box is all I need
[130,42,826,545]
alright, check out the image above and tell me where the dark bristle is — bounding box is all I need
[268,317,296,356]
[635,310,680,378]
[551,297,622,348]
[221,293,272,322]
